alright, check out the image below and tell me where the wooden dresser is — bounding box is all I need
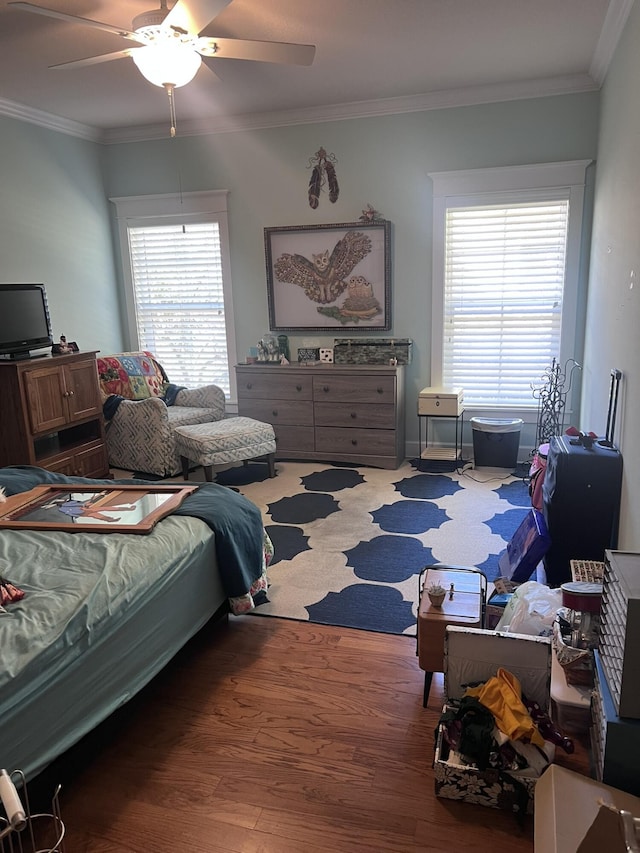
[235,363,405,469]
[0,350,109,478]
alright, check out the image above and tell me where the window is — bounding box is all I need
[430,161,590,410]
[110,191,236,397]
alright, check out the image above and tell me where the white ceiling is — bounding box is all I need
[0,0,632,143]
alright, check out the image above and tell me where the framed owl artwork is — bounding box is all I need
[264,221,391,331]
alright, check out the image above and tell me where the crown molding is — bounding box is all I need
[1,72,599,145]
[0,97,101,142]
[100,73,598,145]
[590,0,635,85]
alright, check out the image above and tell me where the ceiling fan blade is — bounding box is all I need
[164,0,232,36]
[49,48,138,70]
[199,37,315,66]
[8,1,143,42]
[199,58,222,82]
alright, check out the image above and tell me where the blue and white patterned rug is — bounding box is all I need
[216,459,531,636]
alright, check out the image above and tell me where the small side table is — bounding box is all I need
[417,410,465,468]
[417,565,486,706]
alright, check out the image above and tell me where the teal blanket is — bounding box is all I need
[0,466,265,599]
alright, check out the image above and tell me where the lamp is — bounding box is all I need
[132,36,202,138]
[132,41,202,88]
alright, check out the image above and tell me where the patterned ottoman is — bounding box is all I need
[174,418,276,482]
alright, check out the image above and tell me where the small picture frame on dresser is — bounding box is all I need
[52,336,79,355]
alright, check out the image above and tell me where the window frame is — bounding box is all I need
[110,190,238,400]
[429,160,591,415]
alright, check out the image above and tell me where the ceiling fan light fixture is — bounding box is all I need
[132,42,201,87]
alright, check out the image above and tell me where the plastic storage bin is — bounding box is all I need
[471,417,523,469]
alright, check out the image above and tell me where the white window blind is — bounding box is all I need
[128,221,231,394]
[442,200,569,407]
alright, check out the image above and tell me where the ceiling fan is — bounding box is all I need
[9,0,316,132]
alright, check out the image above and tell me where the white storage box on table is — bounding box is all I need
[434,626,552,814]
[418,386,464,417]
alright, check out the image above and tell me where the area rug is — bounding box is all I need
[214,459,532,636]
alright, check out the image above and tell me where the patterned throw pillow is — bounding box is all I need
[97,352,167,401]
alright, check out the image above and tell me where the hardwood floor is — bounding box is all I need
[35,615,591,852]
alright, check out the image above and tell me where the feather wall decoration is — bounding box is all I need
[325,160,339,203]
[307,147,339,208]
[308,164,322,209]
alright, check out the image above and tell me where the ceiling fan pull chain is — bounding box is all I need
[165,82,177,137]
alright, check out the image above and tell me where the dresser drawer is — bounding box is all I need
[314,402,396,429]
[238,398,313,427]
[315,426,396,457]
[237,372,313,400]
[274,425,315,453]
[312,374,395,404]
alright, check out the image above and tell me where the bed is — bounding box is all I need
[0,465,272,782]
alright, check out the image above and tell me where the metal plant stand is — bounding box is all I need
[531,358,581,449]
[0,769,65,853]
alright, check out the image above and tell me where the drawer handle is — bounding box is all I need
[272,410,278,417]
[323,385,330,393]
[351,438,358,446]
[246,382,253,389]
[377,387,384,394]
[296,384,302,392]
[350,412,357,419]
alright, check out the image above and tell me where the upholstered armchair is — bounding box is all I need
[97,352,226,477]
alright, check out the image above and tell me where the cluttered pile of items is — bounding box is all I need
[430,564,604,815]
[429,365,639,823]
[433,627,567,814]
[429,451,609,814]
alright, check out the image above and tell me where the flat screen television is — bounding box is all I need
[0,284,53,359]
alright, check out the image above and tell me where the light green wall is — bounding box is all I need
[102,92,599,455]
[581,2,640,549]
[0,118,122,354]
[0,92,600,459]
[3,37,637,546]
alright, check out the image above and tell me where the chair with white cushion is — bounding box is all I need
[98,351,275,479]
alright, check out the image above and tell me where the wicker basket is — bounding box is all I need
[552,621,594,687]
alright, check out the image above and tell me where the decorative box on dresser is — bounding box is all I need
[590,549,640,796]
[235,363,405,469]
[0,350,110,478]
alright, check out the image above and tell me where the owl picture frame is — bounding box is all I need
[264,220,391,331]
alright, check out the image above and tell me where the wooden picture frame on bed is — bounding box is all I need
[0,484,197,534]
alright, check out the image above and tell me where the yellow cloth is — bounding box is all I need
[465,667,544,747]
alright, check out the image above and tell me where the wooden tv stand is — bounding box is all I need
[0,350,109,478]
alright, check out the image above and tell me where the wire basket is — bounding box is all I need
[0,769,65,853]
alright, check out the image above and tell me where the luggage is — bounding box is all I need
[542,434,623,586]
